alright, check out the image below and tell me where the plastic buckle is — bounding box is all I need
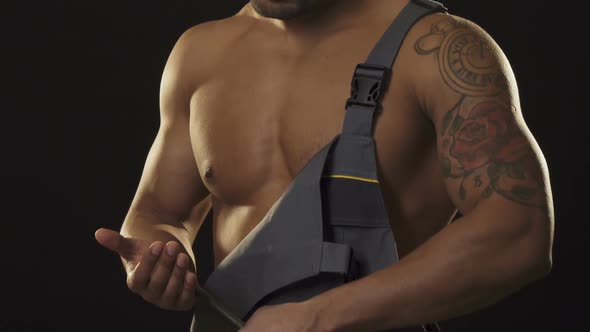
[412,0,447,11]
[345,63,390,110]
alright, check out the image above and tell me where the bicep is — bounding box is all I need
[133,119,207,222]
[130,31,209,225]
[414,16,552,216]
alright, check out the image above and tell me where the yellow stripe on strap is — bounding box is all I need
[322,174,379,183]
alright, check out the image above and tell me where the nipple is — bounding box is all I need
[204,167,214,179]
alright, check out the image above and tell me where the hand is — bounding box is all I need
[94,228,198,311]
[238,301,325,332]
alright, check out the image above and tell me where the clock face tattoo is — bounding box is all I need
[415,19,505,97]
[441,29,503,96]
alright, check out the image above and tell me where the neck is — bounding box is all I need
[244,0,395,36]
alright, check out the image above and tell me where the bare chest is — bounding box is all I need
[189,26,452,263]
[192,37,432,193]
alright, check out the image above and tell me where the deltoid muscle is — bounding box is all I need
[415,18,545,208]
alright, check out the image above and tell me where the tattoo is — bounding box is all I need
[416,19,505,96]
[474,176,482,188]
[416,19,544,208]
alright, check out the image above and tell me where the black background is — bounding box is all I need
[4,0,586,331]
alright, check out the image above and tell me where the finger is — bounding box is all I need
[144,241,180,299]
[128,241,164,293]
[176,271,198,310]
[95,228,140,259]
[159,253,190,309]
[95,228,125,253]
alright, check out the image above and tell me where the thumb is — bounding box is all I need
[95,228,132,255]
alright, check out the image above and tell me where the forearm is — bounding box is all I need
[121,209,196,266]
[309,202,551,331]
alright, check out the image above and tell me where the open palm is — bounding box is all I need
[95,228,198,311]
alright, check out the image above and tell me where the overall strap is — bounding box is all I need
[341,0,447,137]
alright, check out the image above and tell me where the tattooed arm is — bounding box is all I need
[306,15,554,332]
[415,17,550,210]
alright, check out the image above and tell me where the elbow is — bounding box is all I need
[502,239,552,290]
[503,214,553,285]
[525,216,554,281]
[525,251,552,281]
[515,227,553,284]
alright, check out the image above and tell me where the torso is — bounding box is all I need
[186,1,457,269]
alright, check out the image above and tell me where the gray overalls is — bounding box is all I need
[191,1,447,331]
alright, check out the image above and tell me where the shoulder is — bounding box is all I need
[166,15,252,70]
[161,9,258,98]
[399,12,517,121]
[410,12,509,71]
[173,11,255,60]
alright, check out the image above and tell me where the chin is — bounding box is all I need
[250,0,313,20]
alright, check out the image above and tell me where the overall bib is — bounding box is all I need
[191,1,447,331]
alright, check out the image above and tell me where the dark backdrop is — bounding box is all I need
[4,1,585,331]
